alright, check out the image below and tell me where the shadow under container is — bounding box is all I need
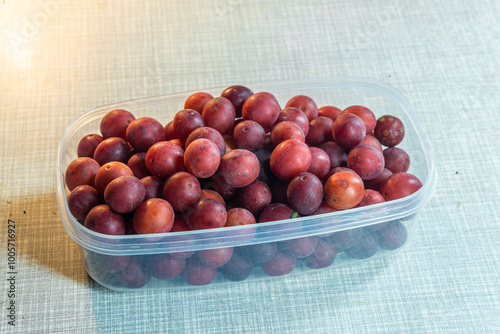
[57,77,437,292]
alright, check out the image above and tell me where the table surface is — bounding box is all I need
[1,1,499,333]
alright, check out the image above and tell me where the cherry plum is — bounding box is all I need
[383,147,410,173]
[324,171,365,210]
[184,92,214,113]
[275,107,310,137]
[202,97,236,135]
[184,138,221,179]
[220,85,253,118]
[77,134,103,158]
[84,204,126,235]
[126,117,166,152]
[270,139,311,181]
[133,198,174,234]
[65,157,100,191]
[104,175,145,213]
[343,105,377,134]
[242,92,281,131]
[100,109,135,140]
[162,171,201,212]
[332,113,366,149]
[285,95,318,121]
[68,185,100,221]
[380,172,422,201]
[145,141,185,179]
[374,115,405,147]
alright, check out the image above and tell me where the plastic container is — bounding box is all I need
[57,77,437,291]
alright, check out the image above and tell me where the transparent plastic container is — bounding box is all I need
[56,77,437,291]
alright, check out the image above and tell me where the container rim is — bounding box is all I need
[56,76,437,255]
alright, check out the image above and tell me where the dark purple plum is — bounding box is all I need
[162,171,201,212]
[237,180,272,215]
[287,172,323,215]
[197,247,234,268]
[84,204,126,235]
[232,120,266,152]
[205,176,237,200]
[220,85,253,118]
[303,238,338,269]
[67,185,100,221]
[116,256,151,289]
[93,137,130,165]
[281,236,318,258]
[330,228,365,249]
[260,251,297,277]
[366,222,392,232]
[77,134,104,158]
[100,109,135,140]
[173,109,205,141]
[318,141,347,169]
[254,148,276,184]
[86,251,130,274]
[307,147,331,180]
[344,232,379,259]
[306,116,334,146]
[126,117,166,152]
[383,147,410,173]
[104,175,145,213]
[374,115,405,147]
[332,113,366,149]
[238,242,278,264]
[149,254,186,280]
[376,221,408,250]
[219,252,254,281]
[363,168,393,192]
[259,203,298,223]
[181,257,218,286]
[141,176,163,200]
[127,152,151,179]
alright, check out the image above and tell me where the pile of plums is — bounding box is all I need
[65,85,421,288]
